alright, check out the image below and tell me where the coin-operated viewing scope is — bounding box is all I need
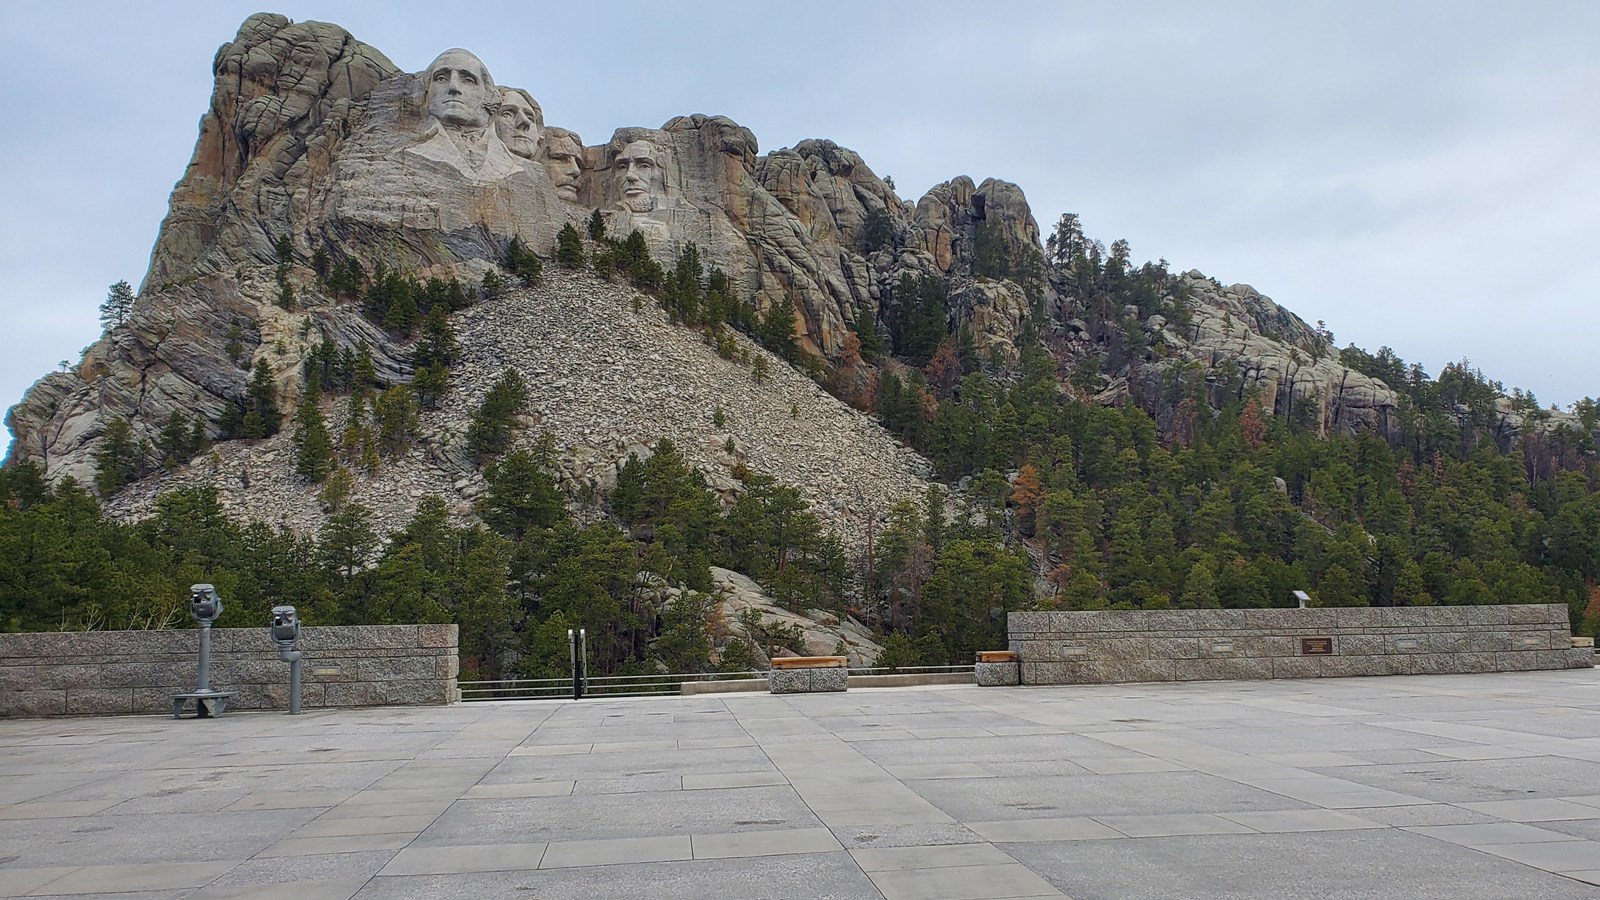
[270,606,301,647]
[190,584,223,623]
[271,605,305,715]
[173,583,236,718]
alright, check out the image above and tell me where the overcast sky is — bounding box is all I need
[4,1,1596,457]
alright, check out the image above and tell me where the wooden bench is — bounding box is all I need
[1575,637,1595,649]
[767,656,848,693]
[975,650,1020,686]
[769,656,847,669]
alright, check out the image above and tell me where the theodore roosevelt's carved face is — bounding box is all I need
[424,49,493,129]
[616,140,665,212]
[495,88,542,159]
[540,128,583,201]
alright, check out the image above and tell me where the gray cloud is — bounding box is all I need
[4,0,1596,460]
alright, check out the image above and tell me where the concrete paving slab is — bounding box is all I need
[257,832,418,857]
[849,842,1015,871]
[351,852,883,899]
[1095,812,1257,837]
[882,763,992,780]
[829,823,989,849]
[817,806,957,826]
[198,850,395,890]
[1458,798,1600,821]
[0,867,79,896]
[866,861,1064,899]
[1409,822,1584,845]
[1328,793,1508,823]
[1072,756,1189,774]
[0,799,122,819]
[1218,809,1383,832]
[460,780,574,799]
[4,671,1600,898]
[965,816,1124,842]
[318,799,454,819]
[539,834,692,868]
[1006,829,1600,900]
[190,879,369,899]
[1474,839,1600,873]
[380,841,546,875]
[225,791,354,811]
[691,826,841,858]
[294,814,440,837]
[29,861,235,894]
[682,771,787,790]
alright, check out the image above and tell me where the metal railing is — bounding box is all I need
[460,669,765,702]
[459,663,977,702]
[847,664,975,677]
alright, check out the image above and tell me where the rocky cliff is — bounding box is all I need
[10,12,1554,541]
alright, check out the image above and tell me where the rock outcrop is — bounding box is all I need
[9,10,1581,556]
[100,271,932,552]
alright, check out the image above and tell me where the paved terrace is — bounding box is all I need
[2,670,1599,899]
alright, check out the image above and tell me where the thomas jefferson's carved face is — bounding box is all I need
[496,89,541,159]
[616,140,664,212]
[541,132,583,201]
[424,49,492,129]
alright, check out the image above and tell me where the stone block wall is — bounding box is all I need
[1010,605,1592,686]
[768,667,849,694]
[1,625,458,717]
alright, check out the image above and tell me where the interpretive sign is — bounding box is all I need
[1300,636,1334,656]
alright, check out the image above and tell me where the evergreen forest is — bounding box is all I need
[6,215,1599,681]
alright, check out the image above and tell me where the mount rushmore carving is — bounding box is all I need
[6,12,1404,488]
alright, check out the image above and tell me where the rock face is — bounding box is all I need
[100,271,933,554]
[1143,275,1400,438]
[708,567,882,669]
[8,12,1580,549]
[148,14,401,284]
[6,13,1042,503]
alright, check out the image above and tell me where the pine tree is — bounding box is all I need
[467,369,530,461]
[373,386,418,456]
[587,208,607,241]
[244,360,281,439]
[1178,559,1221,609]
[292,385,335,482]
[155,411,201,470]
[482,445,567,539]
[663,242,704,324]
[758,297,799,361]
[480,269,503,301]
[93,417,144,496]
[505,237,543,284]
[414,305,459,370]
[99,280,135,332]
[383,291,419,335]
[555,222,587,268]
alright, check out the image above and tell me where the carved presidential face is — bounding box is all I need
[616,140,665,212]
[424,49,493,129]
[540,132,583,201]
[495,89,542,159]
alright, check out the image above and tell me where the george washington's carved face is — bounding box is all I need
[424,49,493,129]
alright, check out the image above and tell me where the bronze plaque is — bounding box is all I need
[1300,636,1334,656]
